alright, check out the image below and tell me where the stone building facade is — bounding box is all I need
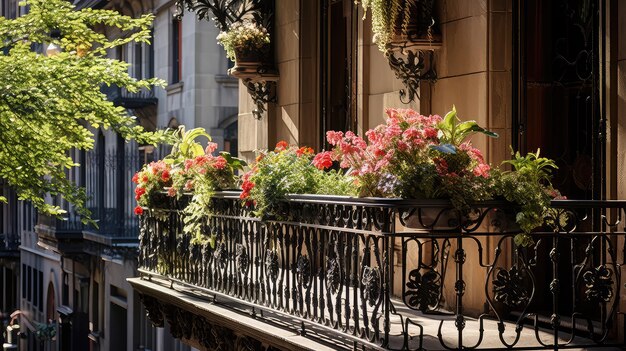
[0,0,237,350]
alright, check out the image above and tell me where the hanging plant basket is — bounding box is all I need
[387,0,441,50]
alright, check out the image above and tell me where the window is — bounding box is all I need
[134,43,143,79]
[27,266,31,302]
[38,270,43,311]
[171,19,182,83]
[320,0,358,148]
[21,264,26,299]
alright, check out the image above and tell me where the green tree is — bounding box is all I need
[0,0,170,221]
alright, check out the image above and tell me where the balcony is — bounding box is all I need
[129,192,626,350]
[102,84,157,109]
[36,209,139,255]
[0,232,20,258]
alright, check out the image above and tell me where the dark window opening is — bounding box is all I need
[172,19,182,84]
[320,0,358,148]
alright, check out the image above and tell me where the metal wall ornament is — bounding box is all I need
[175,0,278,120]
[384,0,441,104]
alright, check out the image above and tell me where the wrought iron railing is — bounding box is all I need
[137,192,626,350]
[0,232,20,251]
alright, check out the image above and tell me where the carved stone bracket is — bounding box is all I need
[139,293,276,351]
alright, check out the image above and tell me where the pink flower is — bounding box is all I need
[472,163,490,178]
[167,187,177,197]
[312,151,333,170]
[326,131,344,145]
[184,180,194,191]
[184,159,193,171]
[424,127,438,139]
[213,156,227,169]
[205,142,218,154]
[131,173,139,184]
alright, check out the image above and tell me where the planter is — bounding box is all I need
[402,207,463,231]
[233,45,269,70]
[488,207,522,233]
[388,0,440,47]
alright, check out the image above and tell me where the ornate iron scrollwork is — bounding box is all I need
[175,0,267,32]
[236,243,249,275]
[404,269,441,312]
[265,249,279,282]
[583,265,614,303]
[386,49,436,104]
[361,266,381,306]
[244,79,277,120]
[326,257,341,294]
[296,254,311,289]
[176,0,278,120]
[214,242,228,268]
[492,266,530,308]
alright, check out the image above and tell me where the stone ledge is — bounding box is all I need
[128,277,352,351]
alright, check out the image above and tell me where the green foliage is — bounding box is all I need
[241,144,356,219]
[493,148,560,246]
[358,0,404,52]
[436,106,499,147]
[165,126,211,165]
[0,0,171,221]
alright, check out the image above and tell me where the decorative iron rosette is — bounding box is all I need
[492,266,530,308]
[583,265,614,303]
[404,269,441,312]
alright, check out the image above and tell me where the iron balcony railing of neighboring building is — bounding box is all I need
[135,192,626,350]
[101,84,157,109]
[0,232,20,256]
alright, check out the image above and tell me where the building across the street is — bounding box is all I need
[0,0,237,350]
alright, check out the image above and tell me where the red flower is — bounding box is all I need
[296,146,314,156]
[141,174,149,183]
[131,173,139,184]
[161,169,171,182]
[135,186,146,197]
[134,206,144,216]
[312,151,333,170]
[275,140,289,151]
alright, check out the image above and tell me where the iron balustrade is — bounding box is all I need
[137,192,626,350]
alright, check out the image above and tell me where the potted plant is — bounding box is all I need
[320,107,496,229]
[358,0,438,52]
[134,126,245,244]
[216,20,270,68]
[492,149,564,246]
[239,141,356,219]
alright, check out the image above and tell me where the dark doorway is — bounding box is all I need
[109,303,127,350]
[320,0,358,148]
[513,0,605,327]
